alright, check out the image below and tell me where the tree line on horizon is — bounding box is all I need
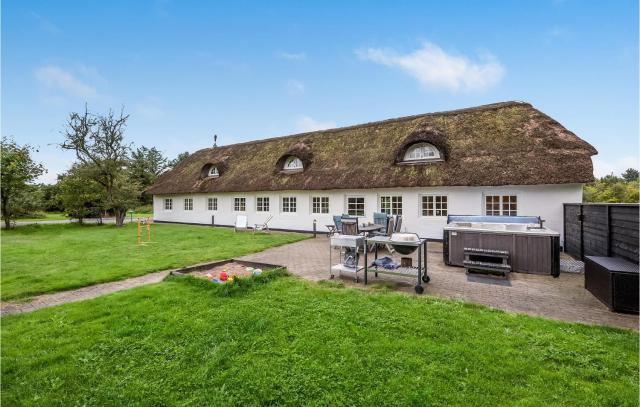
[1,107,189,228]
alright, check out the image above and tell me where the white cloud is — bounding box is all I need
[30,11,62,34]
[593,155,639,178]
[277,51,307,61]
[35,65,97,99]
[356,42,505,91]
[286,79,305,95]
[134,98,165,121]
[296,116,336,133]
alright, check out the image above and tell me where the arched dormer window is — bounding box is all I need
[283,156,303,171]
[208,166,219,178]
[403,143,441,162]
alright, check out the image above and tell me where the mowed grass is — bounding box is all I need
[9,212,69,222]
[0,223,307,300]
[2,272,638,406]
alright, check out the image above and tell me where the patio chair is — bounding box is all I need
[341,218,359,236]
[332,215,343,235]
[385,217,397,254]
[234,215,249,232]
[254,214,273,234]
[394,215,403,233]
[372,212,389,236]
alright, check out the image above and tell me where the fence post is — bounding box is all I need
[579,204,584,260]
[606,204,611,256]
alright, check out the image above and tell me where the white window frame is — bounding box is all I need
[256,196,270,212]
[207,197,218,211]
[184,198,193,211]
[208,166,219,178]
[283,156,303,171]
[484,194,518,216]
[380,195,402,215]
[164,198,173,211]
[420,195,448,217]
[311,196,329,214]
[403,143,441,162]
[346,196,365,217]
[234,197,246,212]
[281,196,297,213]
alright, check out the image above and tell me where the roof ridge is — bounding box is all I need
[197,101,531,152]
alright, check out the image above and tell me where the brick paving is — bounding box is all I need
[0,270,170,316]
[239,237,639,330]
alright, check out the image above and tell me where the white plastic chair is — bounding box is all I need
[234,215,248,232]
[254,214,273,234]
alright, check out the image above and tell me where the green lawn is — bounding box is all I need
[2,271,637,406]
[0,223,307,301]
[9,212,69,222]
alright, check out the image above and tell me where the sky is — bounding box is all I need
[2,0,638,184]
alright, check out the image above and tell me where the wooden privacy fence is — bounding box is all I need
[563,203,639,263]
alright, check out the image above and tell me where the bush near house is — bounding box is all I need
[2,273,638,406]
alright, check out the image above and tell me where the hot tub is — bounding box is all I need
[443,215,561,276]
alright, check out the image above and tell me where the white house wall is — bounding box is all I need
[152,184,583,241]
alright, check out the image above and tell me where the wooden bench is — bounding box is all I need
[585,256,639,314]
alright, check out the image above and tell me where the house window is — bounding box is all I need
[312,196,329,214]
[347,197,365,217]
[421,195,447,216]
[207,197,217,211]
[502,195,517,216]
[485,195,517,216]
[282,196,297,213]
[256,197,270,212]
[380,196,402,215]
[184,198,193,211]
[404,143,440,162]
[234,197,246,212]
[208,166,219,178]
[164,198,173,211]
[283,156,303,171]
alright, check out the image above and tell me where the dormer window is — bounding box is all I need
[208,166,219,178]
[283,156,303,171]
[403,143,441,162]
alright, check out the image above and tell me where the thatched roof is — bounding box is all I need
[147,101,597,195]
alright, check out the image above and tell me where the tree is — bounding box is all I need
[584,170,639,203]
[0,137,45,228]
[129,146,168,204]
[622,168,639,182]
[168,151,189,169]
[60,107,140,226]
[57,164,104,224]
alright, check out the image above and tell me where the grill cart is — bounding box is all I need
[364,234,430,294]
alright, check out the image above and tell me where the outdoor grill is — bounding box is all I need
[390,233,420,254]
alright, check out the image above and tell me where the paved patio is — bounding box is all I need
[239,237,639,330]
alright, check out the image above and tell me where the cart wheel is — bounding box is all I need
[422,275,430,283]
[414,285,424,294]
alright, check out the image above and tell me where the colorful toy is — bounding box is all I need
[219,271,228,281]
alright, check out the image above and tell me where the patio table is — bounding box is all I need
[359,224,383,236]
[364,235,429,294]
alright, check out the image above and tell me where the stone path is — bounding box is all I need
[239,237,639,330]
[0,270,170,316]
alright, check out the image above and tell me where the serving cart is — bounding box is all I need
[329,234,365,282]
[364,235,430,294]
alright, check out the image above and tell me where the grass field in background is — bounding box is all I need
[2,272,637,406]
[0,223,307,300]
[8,212,68,222]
